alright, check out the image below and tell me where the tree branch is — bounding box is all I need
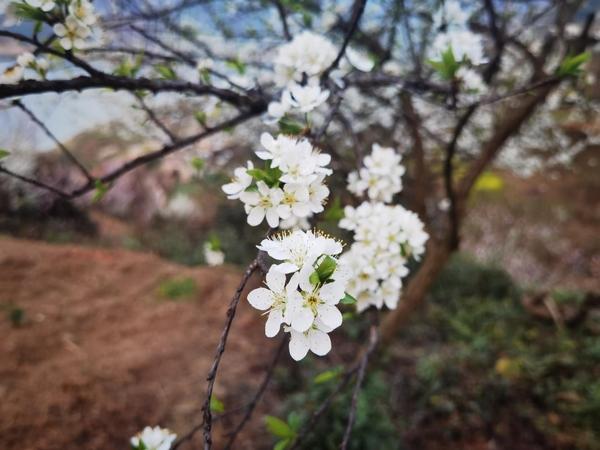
[223,335,287,450]
[322,0,368,80]
[12,99,94,182]
[340,325,378,450]
[202,259,259,450]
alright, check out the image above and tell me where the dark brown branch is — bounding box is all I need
[340,325,378,450]
[71,108,263,197]
[223,336,287,450]
[322,0,368,80]
[443,104,478,250]
[0,75,263,108]
[12,100,94,182]
[135,95,178,143]
[202,259,259,450]
[273,0,292,41]
[0,166,70,198]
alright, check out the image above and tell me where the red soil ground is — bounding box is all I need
[0,236,277,450]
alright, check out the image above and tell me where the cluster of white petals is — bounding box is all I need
[340,145,428,312]
[0,51,48,85]
[51,0,99,50]
[273,31,338,87]
[247,230,349,360]
[130,426,176,450]
[430,0,485,65]
[267,31,373,122]
[222,133,331,229]
[347,143,405,203]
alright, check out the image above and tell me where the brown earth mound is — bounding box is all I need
[0,236,277,450]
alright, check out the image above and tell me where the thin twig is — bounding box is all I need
[135,95,178,143]
[322,0,368,80]
[443,104,477,250]
[12,100,94,182]
[223,335,287,450]
[273,0,292,41]
[202,259,259,450]
[340,326,378,450]
[0,166,70,198]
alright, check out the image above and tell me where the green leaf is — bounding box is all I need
[341,293,357,305]
[273,439,291,450]
[194,111,207,126]
[210,396,225,414]
[315,256,337,282]
[247,166,282,188]
[34,21,43,35]
[191,157,205,171]
[287,411,302,431]
[154,64,177,80]
[13,3,47,21]
[309,271,320,286]
[92,180,109,203]
[226,58,246,75]
[265,415,295,439]
[314,367,342,384]
[208,233,221,251]
[278,117,305,136]
[200,68,211,84]
[428,46,461,80]
[0,149,10,160]
[324,197,344,222]
[555,52,590,78]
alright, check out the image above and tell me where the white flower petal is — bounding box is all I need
[291,306,314,333]
[247,207,265,226]
[266,267,286,292]
[317,304,342,329]
[308,329,331,356]
[265,309,283,337]
[247,287,274,310]
[288,331,310,361]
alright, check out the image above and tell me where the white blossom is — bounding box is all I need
[203,243,225,266]
[68,0,97,26]
[222,161,254,199]
[347,143,405,202]
[0,65,24,85]
[239,181,284,227]
[248,230,348,360]
[53,15,91,50]
[130,426,176,450]
[287,83,330,113]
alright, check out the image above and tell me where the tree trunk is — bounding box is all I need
[380,239,451,344]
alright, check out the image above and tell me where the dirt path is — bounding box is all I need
[0,236,277,450]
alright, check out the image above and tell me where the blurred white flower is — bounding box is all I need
[53,15,91,50]
[0,65,24,84]
[24,0,55,12]
[130,426,176,450]
[287,83,330,113]
[203,242,225,266]
[222,161,254,199]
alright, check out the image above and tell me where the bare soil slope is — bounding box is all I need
[0,236,275,450]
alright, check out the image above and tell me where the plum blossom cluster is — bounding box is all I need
[339,144,428,312]
[247,230,350,360]
[222,133,331,229]
[430,0,484,65]
[347,143,406,203]
[0,52,48,85]
[267,31,373,122]
[130,426,176,450]
[52,0,99,50]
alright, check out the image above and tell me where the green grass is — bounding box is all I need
[157,277,198,300]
